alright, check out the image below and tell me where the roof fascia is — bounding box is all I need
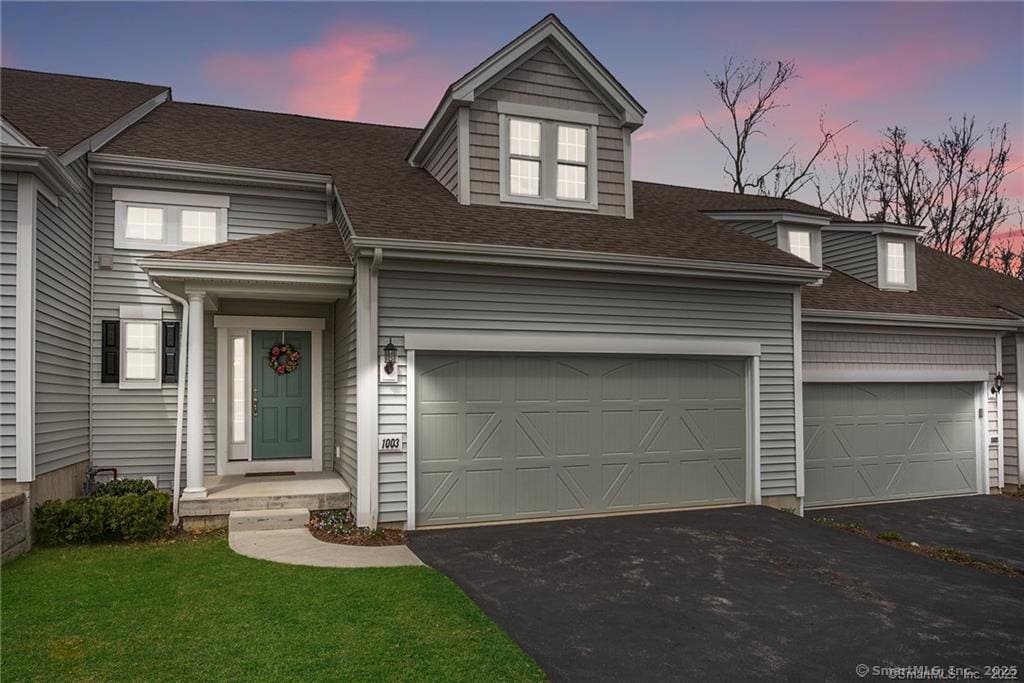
[408,15,645,165]
[1,117,34,146]
[59,90,170,165]
[351,236,827,285]
[802,307,1020,331]
[824,222,923,238]
[138,257,352,284]
[88,153,333,192]
[705,211,832,227]
[0,144,83,196]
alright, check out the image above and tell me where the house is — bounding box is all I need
[1,14,1020,533]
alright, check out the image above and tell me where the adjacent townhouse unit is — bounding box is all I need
[2,14,1021,532]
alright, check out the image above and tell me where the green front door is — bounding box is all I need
[252,330,312,460]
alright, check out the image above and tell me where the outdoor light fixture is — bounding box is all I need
[383,338,397,375]
[992,374,1004,394]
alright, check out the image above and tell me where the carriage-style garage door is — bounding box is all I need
[803,382,979,507]
[415,354,748,526]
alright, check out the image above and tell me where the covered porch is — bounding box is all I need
[139,225,355,526]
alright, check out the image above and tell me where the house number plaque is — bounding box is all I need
[378,434,404,452]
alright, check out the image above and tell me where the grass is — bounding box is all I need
[1,533,545,682]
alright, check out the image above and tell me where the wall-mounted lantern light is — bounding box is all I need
[380,338,399,383]
[992,374,1004,394]
[383,338,397,375]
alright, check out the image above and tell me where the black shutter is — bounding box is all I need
[162,321,180,384]
[101,321,119,383]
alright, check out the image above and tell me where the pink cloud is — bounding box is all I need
[204,26,427,122]
[634,113,705,142]
[795,39,984,104]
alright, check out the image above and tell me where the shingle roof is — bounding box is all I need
[101,101,825,270]
[804,243,1024,322]
[1,68,168,156]
[153,223,349,268]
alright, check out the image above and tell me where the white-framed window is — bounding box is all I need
[498,102,598,210]
[123,321,160,384]
[778,225,821,266]
[230,335,248,445]
[786,229,812,262]
[878,237,916,290]
[113,188,229,251]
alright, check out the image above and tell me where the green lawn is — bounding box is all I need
[1,534,544,682]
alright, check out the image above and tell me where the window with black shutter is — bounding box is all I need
[101,320,119,383]
[162,321,180,384]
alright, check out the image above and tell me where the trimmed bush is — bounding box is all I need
[34,490,170,546]
[91,478,156,498]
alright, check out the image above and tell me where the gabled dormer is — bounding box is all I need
[822,223,921,291]
[407,14,646,218]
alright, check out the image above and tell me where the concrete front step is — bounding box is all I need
[229,508,310,533]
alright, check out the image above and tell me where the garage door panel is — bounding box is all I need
[417,354,748,525]
[804,382,977,507]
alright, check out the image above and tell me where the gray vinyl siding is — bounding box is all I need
[35,158,93,477]
[423,117,459,198]
[728,221,778,247]
[90,182,333,487]
[0,175,17,479]
[468,46,627,217]
[821,231,877,285]
[803,324,1001,488]
[1003,334,1018,486]
[377,267,799,523]
[334,290,357,498]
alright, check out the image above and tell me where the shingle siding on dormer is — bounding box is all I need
[423,116,459,198]
[467,46,628,217]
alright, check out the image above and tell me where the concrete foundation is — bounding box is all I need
[762,495,801,513]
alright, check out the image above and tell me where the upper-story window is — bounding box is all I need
[778,225,821,266]
[498,102,598,211]
[114,188,229,251]
[878,237,916,290]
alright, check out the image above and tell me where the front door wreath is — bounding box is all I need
[268,343,301,375]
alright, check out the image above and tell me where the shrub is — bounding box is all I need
[91,478,155,498]
[876,531,903,542]
[34,490,170,545]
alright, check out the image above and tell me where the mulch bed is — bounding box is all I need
[308,510,406,547]
[814,517,1023,579]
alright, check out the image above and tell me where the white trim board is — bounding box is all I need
[792,290,805,500]
[803,368,991,383]
[14,174,37,482]
[405,350,417,530]
[996,335,1005,488]
[403,331,761,357]
[59,90,169,164]
[215,317,325,475]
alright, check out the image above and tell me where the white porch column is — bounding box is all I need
[183,291,207,498]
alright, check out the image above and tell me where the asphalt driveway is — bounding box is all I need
[408,507,1023,682]
[811,495,1024,570]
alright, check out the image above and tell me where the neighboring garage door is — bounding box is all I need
[416,354,748,526]
[804,382,978,507]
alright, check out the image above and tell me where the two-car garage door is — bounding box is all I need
[415,354,748,526]
[803,382,979,507]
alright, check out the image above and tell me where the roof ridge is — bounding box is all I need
[0,66,168,91]
[167,100,423,132]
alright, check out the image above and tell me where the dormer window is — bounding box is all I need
[498,102,598,211]
[878,236,917,290]
[778,224,821,266]
[886,241,906,284]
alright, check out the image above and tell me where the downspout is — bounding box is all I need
[146,274,189,526]
[370,247,382,529]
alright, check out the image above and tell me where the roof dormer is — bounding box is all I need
[408,14,646,218]
[822,223,921,291]
[705,211,830,267]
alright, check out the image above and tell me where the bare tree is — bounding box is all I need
[699,57,853,198]
[815,116,1020,276]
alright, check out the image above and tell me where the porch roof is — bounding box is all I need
[151,223,351,267]
[140,225,353,303]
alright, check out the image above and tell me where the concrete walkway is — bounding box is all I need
[230,528,423,568]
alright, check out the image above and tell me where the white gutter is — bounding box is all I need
[146,274,189,526]
[88,153,333,192]
[351,238,827,285]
